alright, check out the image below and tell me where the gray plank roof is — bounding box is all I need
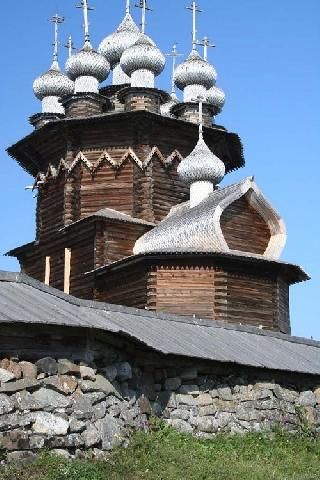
[0,271,319,376]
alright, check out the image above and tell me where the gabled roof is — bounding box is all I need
[134,177,286,260]
[0,271,318,376]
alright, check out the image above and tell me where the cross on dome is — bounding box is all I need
[50,14,64,64]
[135,0,152,34]
[76,0,94,45]
[197,36,215,61]
[186,1,202,51]
[64,36,76,58]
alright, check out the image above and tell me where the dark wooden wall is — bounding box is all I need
[220,195,271,255]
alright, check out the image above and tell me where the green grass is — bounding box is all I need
[1,427,320,480]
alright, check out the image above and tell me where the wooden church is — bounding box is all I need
[7,0,308,336]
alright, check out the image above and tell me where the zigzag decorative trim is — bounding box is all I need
[35,147,184,186]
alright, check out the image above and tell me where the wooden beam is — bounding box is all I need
[44,256,51,285]
[64,248,72,294]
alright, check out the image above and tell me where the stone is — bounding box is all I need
[32,412,69,435]
[304,406,316,425]
[0,361,22,380]
[80,375,120,397]
[0,413,33,431]
[199,405,217,417]
[70,418,86,433]
[168,419,193,434]
[255,399,279,410]
[178,385,199,395]
[0,368,16,383]
[0,394,15,414]
[19,361,37,379]
[31,387,72,410]
[165,377,182,391]
[80,365,96,380]
[29,435,46,449]
[51,449,72,459]
[176,394,198,406]
[198,394,213,407]
[273,386,299,403]
[36,357,57,376]
[0,378,38,393]
[82,424,101,448]
[103,366,117,382]
[156,391,177,408]
[44,375,78,395]
[0,429,30,451]
[253,389,274,401]
[212,399,237,413]
[253,382,277,391]
[7,451,37,465]
[215,412,234,430]
[298,391,316,407]
[96,415,122,450]
[151,401,163,417]
[314,387,320,404]
[195,417,218,433]
[57,359,80,375]
[180,368,198,381]
[114,362,132,382]
[235,406,260,422]
[217,386,233,401]
[94,401,107,420]
[137,395,152,415]
[72,396,94,420]
[15,390,39,411]
[170,409,190,421]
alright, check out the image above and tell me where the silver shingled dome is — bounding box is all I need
[98,13,140,68]
[177,136,225,185]
[65,41,110,82]
[33,60,74,100]
[120,34,165,77]
[207,85,226,112]
[174,50,217,91]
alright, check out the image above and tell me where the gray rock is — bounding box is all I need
[178,385,199,395]
[94,401,107,420]
[51,449,72,459]
[80,375,120,397]
[274,386,299,403]
[165,377,182,391]
[151,401,163,417]
[69,418,86,433]
[114,362,132,382]
[298,391,317,407]
[217,386,233,401]
[168,419,193,434]
[254,399,279,410]
[0,394,15,414]
[215,412,234,430]
[253,389,274,401]
[0,368,16,383]
[0,429,30,450]
[180,368,198,381]
[7,451,37,465]
[235,406,260,421]
[72,396,94,420]
[96,415,122,450]
[137,395,152,415]
[82,424,101,448]
[29,435,46,449]
[31,412,69,435]
[57,359,80,376]
[170,409,190,421]
[199,405,217,417]
[176,394,198,406]
[31,387,71,410]
[36,357,57,376]
[0,378,38,393]
[0,413,33,431]
[195,416,218,433]
[156,391,177,408]
[84,392,106,405]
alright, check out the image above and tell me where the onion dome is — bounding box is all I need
[120,34,165,88]
[174,50,217,91]
[65,41,110,93]
[177,134,225,186]
[98,13,140,69]
[207,85,226,113]
[33,60,74,114]
[160,93,179,117]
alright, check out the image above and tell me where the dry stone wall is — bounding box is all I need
[0,356,320,462]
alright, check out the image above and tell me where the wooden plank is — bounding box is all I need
[64,248,72,294]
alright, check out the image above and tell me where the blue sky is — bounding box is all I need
[1,0,319,339]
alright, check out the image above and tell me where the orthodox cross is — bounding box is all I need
[197,36,215,61]
[126,0,131,14]
[135,0,151,34]
[50,14,64,63]
[165,44,183,95]
[64,36,76,58]
[186,1,202,50]
[192,95,206,138]
[76,0,94,43]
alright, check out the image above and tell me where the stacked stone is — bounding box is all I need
[0,357,148,463]
[1,357,320,463]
